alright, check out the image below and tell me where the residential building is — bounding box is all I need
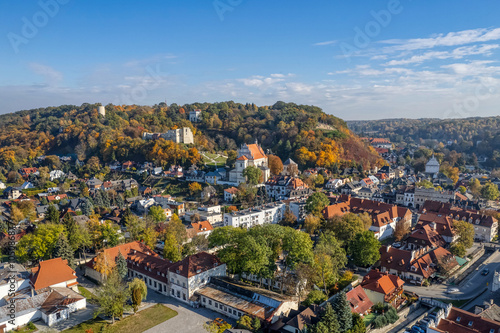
[370,138,392,149]
[417,212,457,243]
[322,195,412,240]
[421,200,498,242]
[265,176,311,200]
[223,202,286,228]
[289,199,307,222]
[196,277,298,324]
[360,270,404,308]
[30,258,79,292]
[428,306,500,333]
[346,285,373,316]
[224,187,239,202]
[19,167,39,178]
[186,220,214,241]
[379,245,458,285]
[153,195,185,215]
[49,170,65,181]
[86,177,103,190]
[414,187,456,209]
[0,182,5,190]
[3,187,21,200]
[142,127,194,144]
[185,205,223,225]
[282,305,322,333]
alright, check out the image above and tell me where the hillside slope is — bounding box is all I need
[0,101,382,171]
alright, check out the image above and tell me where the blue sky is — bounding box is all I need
[1,0,500,120]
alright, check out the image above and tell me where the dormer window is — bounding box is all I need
[456,316,461,322]
[468,321,473,327]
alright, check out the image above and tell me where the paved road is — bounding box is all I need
[144,290,236,333]
[405,249,500,300]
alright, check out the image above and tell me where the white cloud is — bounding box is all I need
[313,40,337,46]
[379,28,500,53]
[28,63,63,85]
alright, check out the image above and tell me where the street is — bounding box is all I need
[405,249,500,300]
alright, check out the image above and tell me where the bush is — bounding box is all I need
[27,322,36,330]
[373,315,388,328]
[303,289,327,307]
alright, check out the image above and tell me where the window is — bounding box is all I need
[209,300,212,305]
[468,321,473,327]
[215,303,218,308]
[183,294,186,300]
[203,297,206,303]
[183,282,186,287]
[56,312,61,320]
[456,316,461,322]
[171,289,174,295]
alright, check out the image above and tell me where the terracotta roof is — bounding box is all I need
[361,270,404,296]
[407,225,446,248]
[224,187,239,194]
[47,194,68,202]
[246,144,266,160]
[85,241,157,270]
[417,212,456,238]
[169,252,223,278]
[436,307,500,333]
[190,220,213,233]
[237,156,248,161]
[31,258,77,291]
[346,285,374,315]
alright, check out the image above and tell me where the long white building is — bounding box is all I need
[223,202,286,228]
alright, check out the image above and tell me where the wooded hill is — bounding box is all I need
[348,117,500,168]
[0,101,382,172]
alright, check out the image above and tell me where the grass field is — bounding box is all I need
[202,152,227,166]
[363,313,377,326]
[77,286,97,304]
[62,304,177,333]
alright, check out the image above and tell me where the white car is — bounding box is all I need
[446,287,460,294]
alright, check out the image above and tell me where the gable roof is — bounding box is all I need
[169,252,223,278]
[361,270,404,296]
[436,307,500,333]
[346,285,374,315]
[30,258,77,291]
[246,144,266,160]
[85,241,157,270]
[285,304,322,330]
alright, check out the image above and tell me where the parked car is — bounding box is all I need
[446,287,460,294]
[482,268,490,276]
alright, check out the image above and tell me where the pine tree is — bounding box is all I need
[81,198,94,216]
[101,189,110,207]
[53,234,75,268]
[331,291,352,332]
[313,303,340,333]
[47,204,59,223]
[116,194,125,208]
[93,190,103,207]
[115,252,128,280]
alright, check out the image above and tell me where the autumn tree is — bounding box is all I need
[94,252,115,280]
[280,209,297,227]
[393,221,410,242]
[15,224,65,263]
[188,182,202,196]
[268,155,284,175]
[481,182,500,201]
[148,205,166,222]
[452,219,474,255]
[304,214,321,235]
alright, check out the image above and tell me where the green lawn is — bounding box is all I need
[202,152,227,166]
[438,298,471,308]
[14,325,37,333]
[77,286,96,303]
[363,313,377,326]
[62,304,177,333]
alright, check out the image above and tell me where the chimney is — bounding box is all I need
[430,222,437,230]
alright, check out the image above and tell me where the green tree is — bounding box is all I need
[128,278,147,313]
[313,303,340,333]
[46,204,59,223]
[481,182,500,200]
[164,233,182,262]
[243,165,263,185]
[115,252,128,280]
[305,192,330,217]
[458,186,467,194]
[52,234,75,268]
[450,242,466,257]
[326,213,370,246]
[94,269,130,324]
[304,214,321,235]
[280,209,297,227]
[148,205,166,222]
[314,231,347,292]
[304,289,327,307]
[346,313,366,333]
[349,231,381,267]
[16,224,65,263]
[331,291,352,332]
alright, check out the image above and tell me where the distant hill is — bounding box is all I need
[347,116,500,168]
[0,101,382,171]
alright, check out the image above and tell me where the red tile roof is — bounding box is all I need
[437,307,500,333]
[85,241,157,270]
[224,187,239,194]
[346,285,373,315]
[361,270,404,296]
[31,258,77,291]
[246,143,267,160]
[169,252,223,278]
